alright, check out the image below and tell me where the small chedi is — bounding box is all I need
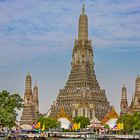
[48,4,112,121]
[120,75,140,116]
[20,73,39,125]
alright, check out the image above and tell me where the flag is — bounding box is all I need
[75,123,78,130]
[72,123,77,130]
[35,122,41,129]
[117,123,121,130]
[117,123,120,129]
[42,123,45,131]
[120,123,124,130]
[112,124,117,129]
[111,124,117,130]
[117,123,123,130]
[32,122,37,129]
[72,123,80,131]
[77,123,80,130]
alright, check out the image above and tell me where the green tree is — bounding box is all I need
[104,124,110,132]
[117,113,140,134]
[133,112,140,130]
[117,114,133,133]
[37,117,61,130]
[0,90,23,129]
[73,116,90,128]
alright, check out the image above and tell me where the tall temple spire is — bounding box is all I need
[78,1,88,41]
[49,2,111,121]
[20,73,36,126]
[120,84,128,116]
[128,75,140,113]
[33,82,39,115]
[135,74,140,92]
[33,82,38,100]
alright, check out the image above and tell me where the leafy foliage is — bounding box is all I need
[37,117,61,130]
[117,112,140,134]
[104,124,110,129]
[73,116,90,128]
[0,90,23,128]
[133,112,140,130]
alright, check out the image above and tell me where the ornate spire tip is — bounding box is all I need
[35,81,38,86]
[82,0,85,14]
[123,83,125,87]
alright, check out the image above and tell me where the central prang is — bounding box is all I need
[48,4,111,121]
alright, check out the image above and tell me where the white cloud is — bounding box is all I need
[0,0,140,65]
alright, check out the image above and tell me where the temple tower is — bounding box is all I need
[33,82,39,115]
[135,75,140,93]
[20,73,36,125]
[130,75,140,112]
[78,4,88,41]
[120,84,128,116]
[49,3,111,120]
[24,73,33,105]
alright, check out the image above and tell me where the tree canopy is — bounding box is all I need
[117,112,140,134]
[73,116,90,128]
[0,90,23,128]
[37,117,61,130]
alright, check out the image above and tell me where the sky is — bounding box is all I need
[0,0,140,120]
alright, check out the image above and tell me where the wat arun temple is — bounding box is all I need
[48,4,112,121]
[20,4,112,126]
[19,3,140,126]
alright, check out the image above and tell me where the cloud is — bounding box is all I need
[0,0,140,65]
[88,0,140,46]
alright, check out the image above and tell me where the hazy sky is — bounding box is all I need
[0,0,140,119]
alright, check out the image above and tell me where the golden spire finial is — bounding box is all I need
[82,0,85,14]
[35,81,38,86]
